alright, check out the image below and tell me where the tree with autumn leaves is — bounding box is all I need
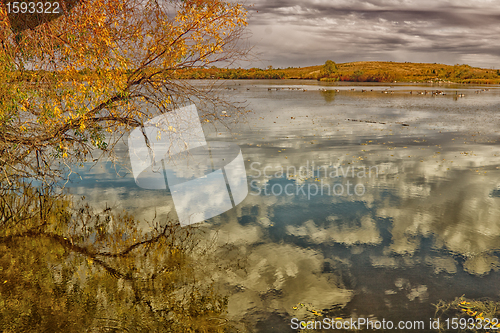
[0,0,249,184]
[1,1,249,331]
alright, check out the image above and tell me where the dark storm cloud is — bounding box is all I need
[243,0,500,68]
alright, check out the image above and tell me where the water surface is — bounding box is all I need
[65,79,500,331]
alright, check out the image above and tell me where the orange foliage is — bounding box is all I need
[0,0,248,183]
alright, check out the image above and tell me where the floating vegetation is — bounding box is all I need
[435,296,500,332]
[347,118,411,126]
[292,302,324,317]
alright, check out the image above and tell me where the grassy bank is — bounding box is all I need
[7,61,500,84]
[175,61,500,84]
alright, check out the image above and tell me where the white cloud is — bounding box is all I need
[245,0,500,68]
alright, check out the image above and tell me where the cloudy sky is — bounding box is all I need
[242,0,500,68]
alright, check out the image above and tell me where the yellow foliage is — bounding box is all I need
[0,0,248,182]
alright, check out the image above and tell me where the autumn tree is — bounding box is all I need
[321,59,337,78]
[0,2,250,329]
[0,0,249,184]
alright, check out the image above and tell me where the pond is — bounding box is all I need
[63,79,500,331]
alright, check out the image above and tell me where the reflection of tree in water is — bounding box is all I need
[0,184,231,332]
[320,90,336,103]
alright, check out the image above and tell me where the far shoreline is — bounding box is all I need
[8,61,500,85]
[175,61,500,85]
